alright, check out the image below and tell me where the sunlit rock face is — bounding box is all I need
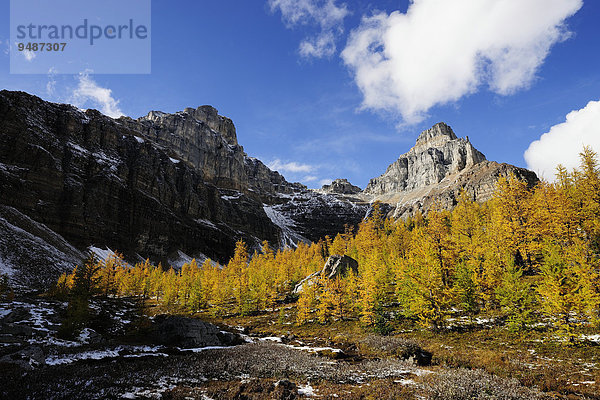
[364,123,538,219]
[365,123,487,195]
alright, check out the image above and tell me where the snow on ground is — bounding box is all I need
[297,383,317,396]
[0,256,15,277]
[284,344,343,355]
[394,378,416,385]
[134,136,145,144]
[77,327,94,344]
[178,346,229,353]
[255,334,347,356]
[46,349,121,365]
[121,376,179,399]
[9,301,57,333]
[46,345,166,365]
[263,205,309,248]
[259,336,283,343]
[581,334,600,343]
[169,157,180,164]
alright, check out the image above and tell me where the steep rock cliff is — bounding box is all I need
[364,123,538,219]
[0,91,280,268]
[0,91,366,287]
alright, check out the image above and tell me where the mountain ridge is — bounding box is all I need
[0,90,537,289]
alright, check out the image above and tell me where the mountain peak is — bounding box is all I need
[415,122,457,147]
[144,105,238,146]
[320,179,362,195]
[364,123,486,196]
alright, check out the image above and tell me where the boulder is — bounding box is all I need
[0,346,45,370]
[294,255,359,294]
[0,322,33,337]
[151,315,243,348]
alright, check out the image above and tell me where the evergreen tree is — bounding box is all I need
[496,259,537,331]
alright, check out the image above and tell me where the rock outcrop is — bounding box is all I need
[0,91,282,268]
[364,123,538,219]
[151,315,243,348]
[128,108,304,199]
[294,255,359,293]
[365,123,486,195]
[320,179,362,195]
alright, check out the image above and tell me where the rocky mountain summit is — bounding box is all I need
[129,107,304,199]
[365,123,486,195]
[365,122,538,219]
[320,179,362,195]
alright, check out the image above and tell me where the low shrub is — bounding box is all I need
[421,368,547,400]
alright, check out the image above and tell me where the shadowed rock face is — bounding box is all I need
[0,90,279,268]
[0,91,367,288]
[0,205,84,290]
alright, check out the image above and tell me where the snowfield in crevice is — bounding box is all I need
[263,205,310,248]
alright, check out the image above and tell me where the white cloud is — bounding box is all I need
[524,100,600,181]
[268,159,315,173]
[319,178,333,186]
[46,68,57,97]
[302,175,319,182]
[269,0,349,58]
[299,31,336,58]
[71,72,124,118]
[342,0,582,124]
[23,49,36,62]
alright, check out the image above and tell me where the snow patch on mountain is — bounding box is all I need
[89,246,117,262]
[263,205,309,248]
[0,256,15,277]
[0,206,84,289]
[168,250,210,270]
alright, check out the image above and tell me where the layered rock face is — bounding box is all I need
[130,107,304,198]
[0,91,279,271]
[365,123,486,195]
[364,123,538,219]
[0,91,366,287]
[320,179,362,195]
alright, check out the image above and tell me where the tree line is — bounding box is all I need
[54,148,600,340]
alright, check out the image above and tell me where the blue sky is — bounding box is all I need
[1,0,599,187]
